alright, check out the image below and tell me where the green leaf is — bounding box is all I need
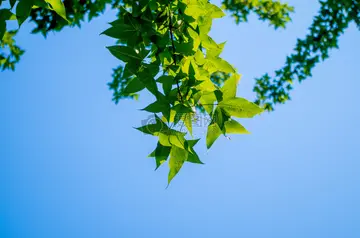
[187,138,200,148]
[157,75,174,96]
[142,100,170,113]
[123,61,141,78]
[206,57,235,74]
[180,57,191,74]
[196,76,217,92]
[172,104,193,114]
[16,0,34,26]
[221,73,241,100]
[107,46,143,62]
[207,4,225,18]
[206,123,222,149]
[218,98,263,118]
[0,9,15,21]
[194,50,206,65]
[213,107,225,129]
[136,115,168,135]
[136,123,166,135]
[168,146,188,185]
[224,120,250,134]
[175,41,195,56]
[186,139,204,164]
[148,0,157,11]
[44,0,68,21]
[187,150,203,164]
[101,23,137,40]
[205,41,225,58]
[184,4,205,19]
[199,91,217,114]
[10,0,16,8]
[183,113,193,136]
[124,77,145,94]
[137,67,159,96]
[0,20,5,40]
[148,142,171,170]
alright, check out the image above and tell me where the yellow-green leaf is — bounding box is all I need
[45,0,68,21]
[218,98,263,118]
[224,120,250,134]
[221,73,241,100]
[206,123,222,149]
[168,146,188,184]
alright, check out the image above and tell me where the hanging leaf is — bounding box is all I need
[224,119,250,134]
[168,146,188,184]
[142,100,170,113]
[16,0,35,26]
[44,0,68,21]
[221,73,241,100]
[206,123,222,149]
[218,98,263,118]
[148,142,171,170]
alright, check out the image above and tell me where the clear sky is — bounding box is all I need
[1,0,360,237]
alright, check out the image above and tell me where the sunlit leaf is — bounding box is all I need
[221,73,241,100]
[168,146,188,184]
[224,119,250,134]
[148,142,171,170]
[206,123,222,149]
[44,0,68,21]
[219,98,263,118]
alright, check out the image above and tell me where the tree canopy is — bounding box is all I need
[1,0,359,184]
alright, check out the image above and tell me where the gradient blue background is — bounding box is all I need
[1,0,360,237]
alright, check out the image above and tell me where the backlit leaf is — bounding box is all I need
[221,73,241,100]
[224,120,250,134]
[219,98,263,118]
[206,123,222,149]
[168,146,188,184]
[148,142,171,170]
[44,0,68,21]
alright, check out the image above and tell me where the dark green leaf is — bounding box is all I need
[148,142,171,170]
[142,100,170,113]
[124,77,145,94]
[101,23,137,40]
[107,46,143,62]
[0,20,5,40]
[10,0,16,8]
[157,75,174,96]
[16,0,34,26]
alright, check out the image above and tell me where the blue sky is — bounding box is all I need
[1,0,360,237]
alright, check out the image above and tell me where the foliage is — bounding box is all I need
[253,0,360,110]
[222,0,294,28]
[1,0,359,183]
[0,0,264,184]
[102,0,263,184]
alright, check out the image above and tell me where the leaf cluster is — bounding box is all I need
[254,0,360,111]
[101,0,263,184]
